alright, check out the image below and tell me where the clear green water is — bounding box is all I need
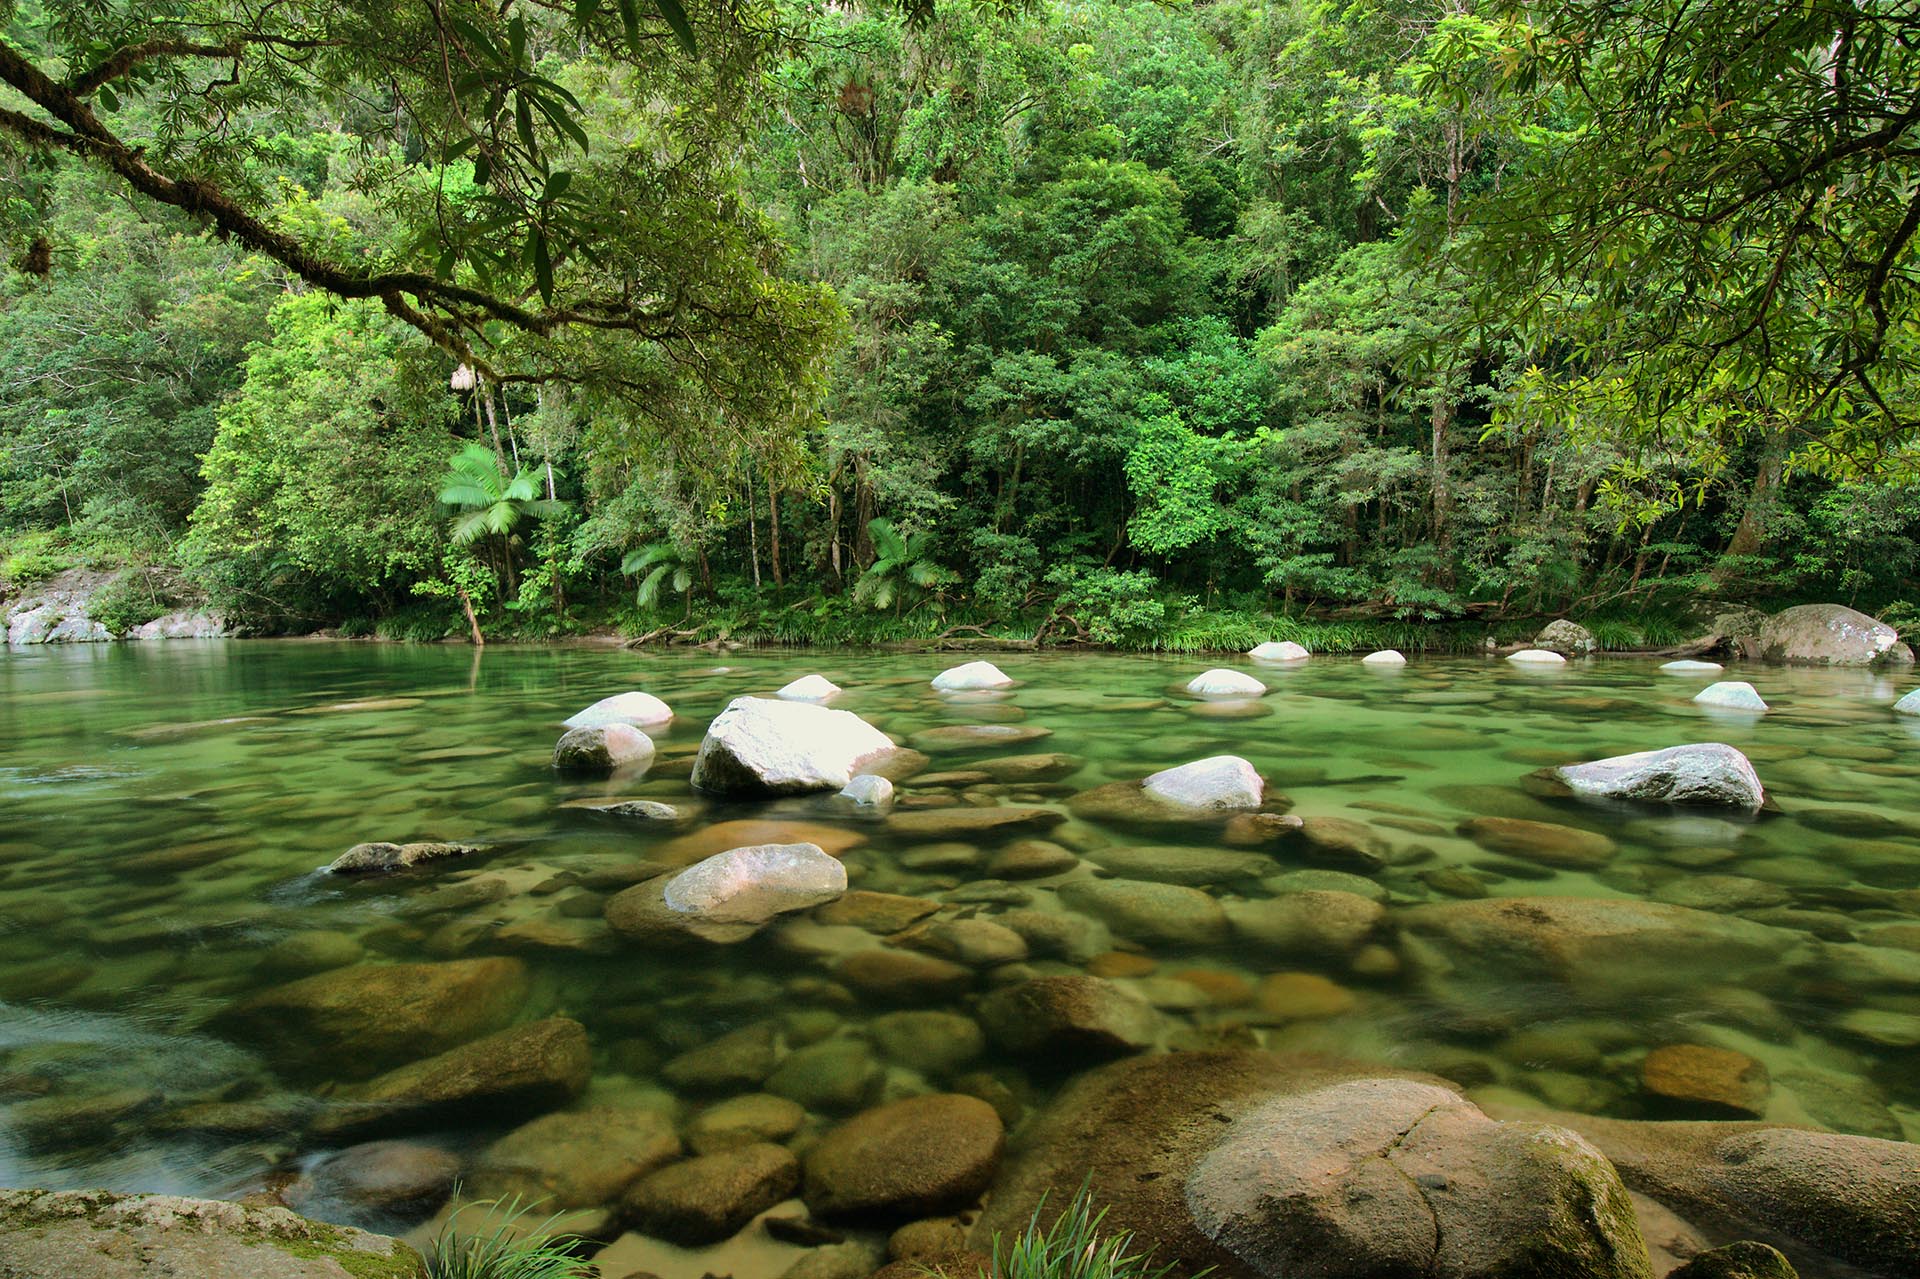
[1,642,1916,1234]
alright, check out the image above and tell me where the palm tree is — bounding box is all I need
[854,518,956,614]
[436,443,567,596]
[622,541,697,618]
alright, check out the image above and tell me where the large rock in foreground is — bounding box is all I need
[1143,756,1264,810]
[207,958,529,1078]
[1754,604,1909,666]
[1186,1078,1651,1279]
[553,723,654,775]
[802,1094,1005,1222]
[691,696,895,796]
[664,842,846,927]
[1554,743,1764,810]
[0,1189,420,1278]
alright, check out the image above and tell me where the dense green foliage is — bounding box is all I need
[1,0,1916,645]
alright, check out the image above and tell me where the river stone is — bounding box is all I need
[692,697,896,796]
[908,918,1029,966]
[660,819,868,864]
[1295,816,1390,873]
[815,890,943,933]
[664,843,846,925]
[1662,660,1725,674]
[1250,641,1310,662]
[621,1143,799,1244]
[802,1094,1005,1222]
[932,661,1015,691]
[1695,681,1769,711]
[1536,619,1598,655]
[867,1011,986,1075]
[469,1105,681,1207]
[1401,897,1803,997]
[290,1140,460,1218]
[1756,604,1906,666]
[1144,755,1264,809]
[1555,743,1765,809]
[977,975,1157,1062]
[312,1017,590,1141]
[1222,891,1384,956]
[987,839,1079,879]
[662,1023,780,1092]
[1651,876,1790,911]
[886,806,1065,841]
[1667,1242,1798,1279]
[779,674,842,701]
[687,1093,807,1154]
[327,840,484,875]
[1361,649,1407,665]
[908,724,1052,752]
[0,1189,422,1279]
[208,957,529,1078]
[1458,816,1618,868]
[1254,972,1356,1020]
[1088,845,1271,885]
[765,1038,883,1112]
[1893,688,1920,715]
[261,929,366,975]
[1831,1008,1920,1049]
[1186,669,1267,697]
[839,774,893,806]
[552,723,656,775]
[972,752,1084,782]
[1059,878,1229,946]
[835,950,973,1002]
[997,908,1108,961]
[1507,648,1568,664]
[1185,1078,1651,1279]
[566,691,674,728]
[1641,1044,1770,1118]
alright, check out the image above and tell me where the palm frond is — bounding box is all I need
[437,481,496,509]
[448,509,493,546]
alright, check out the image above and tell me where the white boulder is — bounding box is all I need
[564,691,673,729]
[1659,660,1724,675]
[1895,689,1920,715]
[1249,641,1310,662]
[1693,681,1768,711]
[1142,756,1263,810]
[553,723,654,775]
[691,696,895,796]
[838,774,894,807]
[931,661,1014,691]
[663,843,847,927]
[1506,649,1567,665]
[777,674,842,702]
[1556,743,1764,810]
[1361,650,1407,666]
[1185,669,1267,697]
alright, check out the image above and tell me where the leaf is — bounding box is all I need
[531,230,554,305]
[541,170,573,204]
[652,0,698,56]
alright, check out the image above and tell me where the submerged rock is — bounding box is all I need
[327,840,483,875]
[552,723,654,775]
[1554,743,1765,810]
[1641,1044,1770,1118]
[908,723,1052,751]
[779,674,843,701]
[1694,681,1769,711]
[621,1143,799,1244]
[468,1105,681,1208]
[977,975,1157,1062]
[565,691,673,728]
[1186,1078,1651,1279]
[1223,890,1384,956]
[0,1189,421,1279]
[692,696,896,796]
[1186,669,1267,697]
[802,1094,1005,1222]
[1059,878,1229,947]
[1755,604,1908,666]
[287,1140,459,1219]
[839,774,894,806]
[886,806,1065,841]
[1143,755,1264,810]
[931,661,1014,691]
[1250,641,1310,662]
[665,842,847,924]
[1458,816,1617,868]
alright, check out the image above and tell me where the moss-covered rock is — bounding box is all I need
[1668,1241,1799,1279]
[0,1188,421,1278]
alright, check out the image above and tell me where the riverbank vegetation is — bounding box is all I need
[1,0,1916,648]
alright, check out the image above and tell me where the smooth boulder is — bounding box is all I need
[779,674,842,701]
[621,1143,799,1245]
[839,774,894,806]
[1186,669,1267,697]
[931,661,1014,691]
[1754,604,1907,666]
[802,1094,1005,1221]
[327,840,482,875]
[1555,743,1764,809]
[664,842,847,925]
[1694,681,1768,711]
[1661,660,1724,675]
[1893,688,1920,715]
[1361,650,1406,666]
[553,723,654,775]
[977,975,1157,1062]
[691,696,895,796]
[1186,1078,1651,1279]
[1250,641,1309,662]
[1143,755,1264,810]
[1507,648,1568,665]
[565,691,673,728]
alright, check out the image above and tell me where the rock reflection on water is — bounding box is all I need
[0,642,1916,1266]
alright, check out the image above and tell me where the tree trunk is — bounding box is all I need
[768,475,785,587]
[828,483,843,579]
[1725,433,1785,559]
[458,587,484,645]
[1430,383,1455,583]
[746,473,762,590]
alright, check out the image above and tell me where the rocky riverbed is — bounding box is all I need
[1,641,1917,1278]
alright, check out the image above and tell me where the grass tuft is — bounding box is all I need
[421,1196,593,1279]
[982,1183,1190,1279]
